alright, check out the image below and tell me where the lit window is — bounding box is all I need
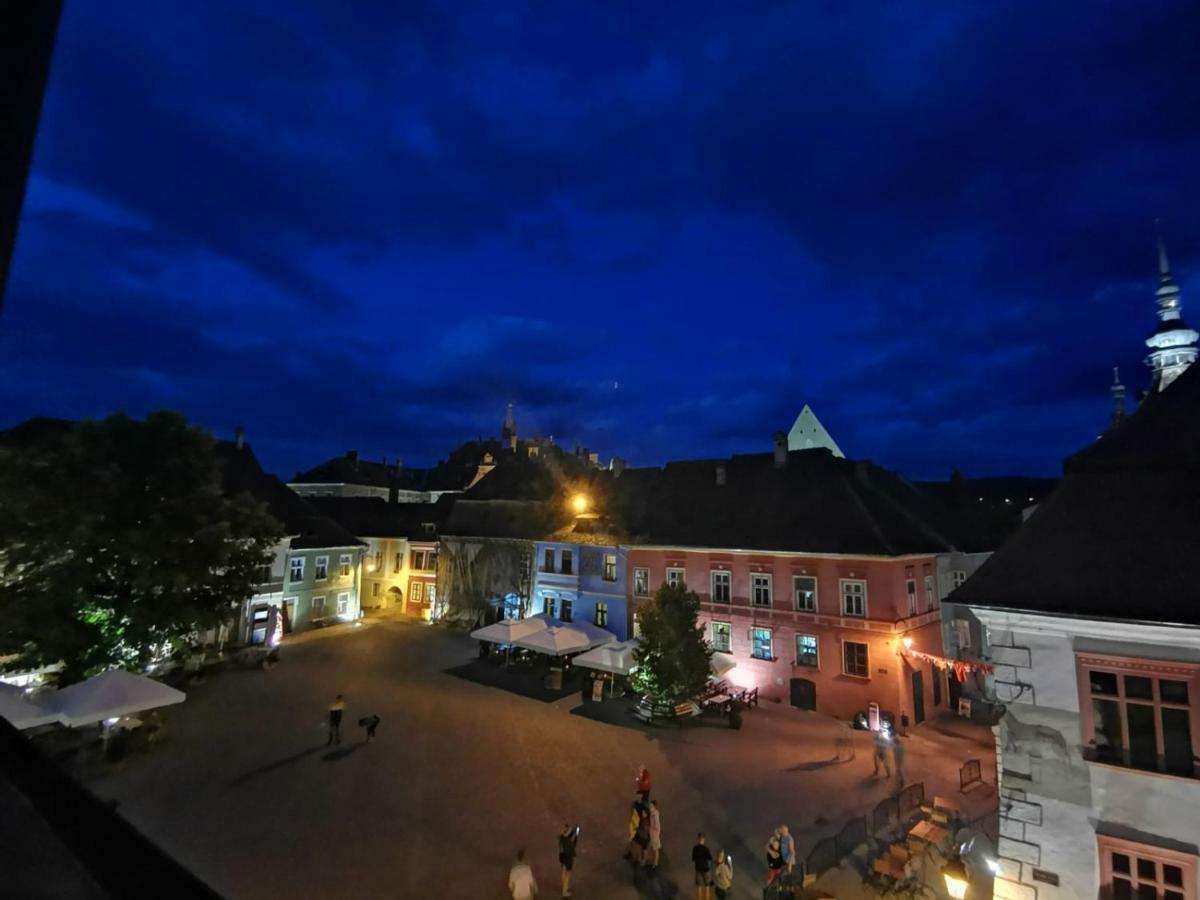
[711,621,731,653]
[603,553,617,582]
[312,595,326,617]
[795,633,819,667]
[543,548,555,572]
[561,597,574,623]
[1098,834,1196,900]
[841,579,866,617]
[666,567,685,589]
[924,575,937,610]
[562,549,574,575]
[426,583,436,603]
[843,641,869,677]
[711,571,731,603]
[793,576,816,612]
[338,554,351,577]
[751,627,773,660]
[751,574,772,607]
[594,602,608,627]
[289,557,304,582]
[633,568,649,596]
[314,556,329,581]
[336,593,349,616]
[544,595,557,618]
[906,578,917,615]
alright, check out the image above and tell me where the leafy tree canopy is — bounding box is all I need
[632,582,712,703]
[0,412,281,683]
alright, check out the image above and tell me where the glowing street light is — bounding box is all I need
[572,493,589,514]
[942,857,970,900]
[901,636,914,651]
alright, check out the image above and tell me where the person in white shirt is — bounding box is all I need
[509,848,538,899]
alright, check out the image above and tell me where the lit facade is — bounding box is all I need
[531,540,629,639]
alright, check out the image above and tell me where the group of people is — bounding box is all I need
[326,694,380,745]
[765,824,797,887]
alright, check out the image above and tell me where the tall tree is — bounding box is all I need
[633,582,712,703]
[0,412,281,683]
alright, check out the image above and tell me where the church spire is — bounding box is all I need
[1108,367,1126,430]
[1144,228,1198,392]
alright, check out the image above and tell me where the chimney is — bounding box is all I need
[715,463,726,486]
[773,431,788,469]
[234,425,245,450]
[346,449,359,469]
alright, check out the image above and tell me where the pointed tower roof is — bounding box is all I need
[1108,366,1126,431]
[786,404,845,457]
[1144,228,1198,392]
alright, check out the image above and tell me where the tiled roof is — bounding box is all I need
[291,453,475,493]
[950,362,1200,625]
[305,495,451,541]
[440,499,562,540]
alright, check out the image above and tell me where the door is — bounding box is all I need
[948,671,962,710]
[911,670,926,724]
[789,678,816,711]
[249,605,270,644]
[932,668,943,707]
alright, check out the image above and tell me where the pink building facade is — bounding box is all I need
[629,546,947,723]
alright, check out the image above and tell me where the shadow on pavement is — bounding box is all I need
[228,745,326,786]
[322,744,363,762]
[444,660,581,703]
[783,756,852,773]
[628,853,680,899]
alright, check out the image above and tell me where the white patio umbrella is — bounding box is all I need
[564,620,618,649]
[572,639,639,676]
[0,683,60,730]
[710,652,737,677]
[469,616,548,645]
[513,625,593,656]
[52,669,185,728]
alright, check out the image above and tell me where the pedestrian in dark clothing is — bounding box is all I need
[559,823,579,897]
[327,694,344,745]
[766,837,784,885]
[636,765,652,804]
[359,714,380,742]
[692,832,713,900]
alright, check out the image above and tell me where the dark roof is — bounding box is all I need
[951,362,1200,625]
[441,499,562,540]
[0,718,219,898]
[305,495,452,540]
[603,448,964,556]
[291,452,475,493]
[914,475,1058,552]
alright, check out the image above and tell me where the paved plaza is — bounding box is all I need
[79,618,996,899]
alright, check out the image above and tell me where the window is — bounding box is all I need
[751,627,773,660]
[953,619,971,650]
[841,579,866,617]
[924,575,937,610]
[314,556,329,580]
[951,569,967,590]
[372,582,380,597]
[336,593,349,616]
[289,557,304,582]
[312,595,326,617]
[543,548,555,572]
[338,554,351,577]
[793,576,816,612]
[426,583,436,603]
[603,553,617,582]
[594,602,608,627]
[795,634,819,668]
[422,522,436,535]
[256,564,273,584]
[711,622,731,652]
[752,573,772,607]
[906,578,917,615]
[373,550,382,572]
[843,641,869,677]
[666,567,685,589]
[1098,834,1196,900]
[1078,654,1198,776]
[411,549,427,570]
[634,568,650,597]
[562,549,574,575]
[711,571,731,603]
[427,551,438,572]
[544,596,557,618]
[561,597,574,623]
[394,552,402,574]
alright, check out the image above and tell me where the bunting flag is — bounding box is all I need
[902,648,993,682]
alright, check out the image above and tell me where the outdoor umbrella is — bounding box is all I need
[469,616,548,645]
[52,669,186,728]
[563,620,617,649]
[513,625,593,656]
[0,683,60,730]
[710,652,737,677]
[571,639,639,676]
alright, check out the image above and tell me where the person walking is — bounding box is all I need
[636,765,652,804]
[779,824,796,875]
[892,735,907,787]
[691,832,713,900]
[647,800,662,869]
[558,824,578,898]
[509,849,538,900]
[872,727,892,777]
[327,694,345,745]
[359,714,381,742]
[633,808,651,869]
[766,836,784,886]
[713,849,733,900]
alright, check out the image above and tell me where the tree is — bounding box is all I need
[632,582,712,703]
[0,412,281,683]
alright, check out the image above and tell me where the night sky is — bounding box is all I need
[3,2,1199,479]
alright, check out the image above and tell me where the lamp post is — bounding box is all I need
[572,493,589,514]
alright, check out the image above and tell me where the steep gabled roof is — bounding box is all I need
[950,362,1200,625]
[290,452,476,493]
[305,496,452,541]
[440,499,561,540]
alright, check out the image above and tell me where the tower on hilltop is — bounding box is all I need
[500,402,517,451]
[1145,231,1198,392]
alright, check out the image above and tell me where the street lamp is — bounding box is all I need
[572,493,589,514]
[901,636,914,651]
[942,857,970,900]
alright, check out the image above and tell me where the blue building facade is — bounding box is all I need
[530,540,629,640]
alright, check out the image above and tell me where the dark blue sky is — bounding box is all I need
[3,2,1199,479]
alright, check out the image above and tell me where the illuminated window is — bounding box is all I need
[336,593,349,616]
[544,595,557,618]
[338,554,351,577]
[793,576,816,612]
[314,556,329,581]
[594,602,608,627]
[711,621,731,652]
[666,567,685,589]
[795,634,819,668]
[603,553,617,582]
[1098,834,1196,900]
[633,568,649,596]
[843,641,869,677]
[751,627,773,660]
[751,574,772,607]
[710,571,731,603]
[841,579,867,617]
[426,583,436,603]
